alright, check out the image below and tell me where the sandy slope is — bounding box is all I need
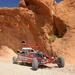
[0,46,17,62]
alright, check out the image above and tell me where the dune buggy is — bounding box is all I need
[13,47,65,70]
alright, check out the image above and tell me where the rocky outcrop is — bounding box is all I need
[19,0,52,16]
[0,0,53,52]
[19,0,26,7]
[64,0,75,8]
[52,0,75,64]
[0,0,58,56]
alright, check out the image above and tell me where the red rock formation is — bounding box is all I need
[19,0,26,7]
[52,0,75,64]
[0,0,54,52]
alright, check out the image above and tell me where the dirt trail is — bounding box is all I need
[0,62,75,75]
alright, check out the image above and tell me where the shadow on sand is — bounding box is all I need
[17,63,59,70]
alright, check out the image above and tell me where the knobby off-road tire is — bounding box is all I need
[32,58,39,70]
[57,57,65,68]
[13,57,21,65]
[13,57,17,64]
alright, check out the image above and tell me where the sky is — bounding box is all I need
[0,0,19,7]
[55,0,63,3]
[0,0,63,7]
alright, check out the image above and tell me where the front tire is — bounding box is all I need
[32,58,39,70]
[56,57,65,68]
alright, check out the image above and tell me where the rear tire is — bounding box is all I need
[32,58,38,70]
[13,57,17,64]
[56,57,65,68]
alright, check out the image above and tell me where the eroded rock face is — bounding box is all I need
[19,0,54,16]
[52,0,75,64]
[19,0,26,7]
[64,0,75,8]
[0,0,54,52]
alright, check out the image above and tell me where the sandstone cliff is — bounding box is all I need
[0,0,54,52]
[52,0,75,64]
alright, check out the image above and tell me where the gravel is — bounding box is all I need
[0,62,75,75]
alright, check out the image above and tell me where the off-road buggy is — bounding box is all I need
[13,47,65,70]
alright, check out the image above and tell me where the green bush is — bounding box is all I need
[49,34,58,42]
